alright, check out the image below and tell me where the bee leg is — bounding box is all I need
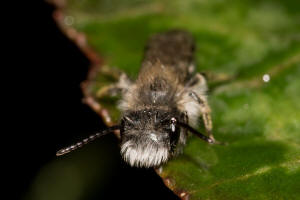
[186,72,225,144]
[191,91,228,145]
[96,84,121,98]
[96,66,132,98]
[100,65,125,79]
[188,91,215,143]
[185,72,207,88]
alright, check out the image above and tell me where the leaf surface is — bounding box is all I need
[58,0,300,199]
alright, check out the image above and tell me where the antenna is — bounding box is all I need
[178,122,214,144]
[56,125,121,156]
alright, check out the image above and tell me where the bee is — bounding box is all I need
[57,30,217,168]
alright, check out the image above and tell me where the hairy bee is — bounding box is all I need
[57,30,216,168]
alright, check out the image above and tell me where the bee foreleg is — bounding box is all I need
[96,68,132,98]
[188,91,215,142]
[100,65,124,80]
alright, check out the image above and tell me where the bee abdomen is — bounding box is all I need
[142,30,196,82]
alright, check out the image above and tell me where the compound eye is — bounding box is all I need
[170,117,177,132]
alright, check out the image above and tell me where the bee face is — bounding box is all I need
[120,109,182,168]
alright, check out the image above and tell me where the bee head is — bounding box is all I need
[120,109,182,168]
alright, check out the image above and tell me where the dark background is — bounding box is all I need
[17,1,179,199]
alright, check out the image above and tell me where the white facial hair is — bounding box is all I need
[121,140,169,168]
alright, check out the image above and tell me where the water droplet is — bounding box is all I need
[263,74,270,82]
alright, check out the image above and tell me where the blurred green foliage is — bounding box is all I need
[29,0,300,199]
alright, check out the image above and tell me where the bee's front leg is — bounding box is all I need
[185,73,217,143]
[96,66,132,98]
[188,91,215,143]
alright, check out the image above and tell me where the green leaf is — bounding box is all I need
[54,0,300,199]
